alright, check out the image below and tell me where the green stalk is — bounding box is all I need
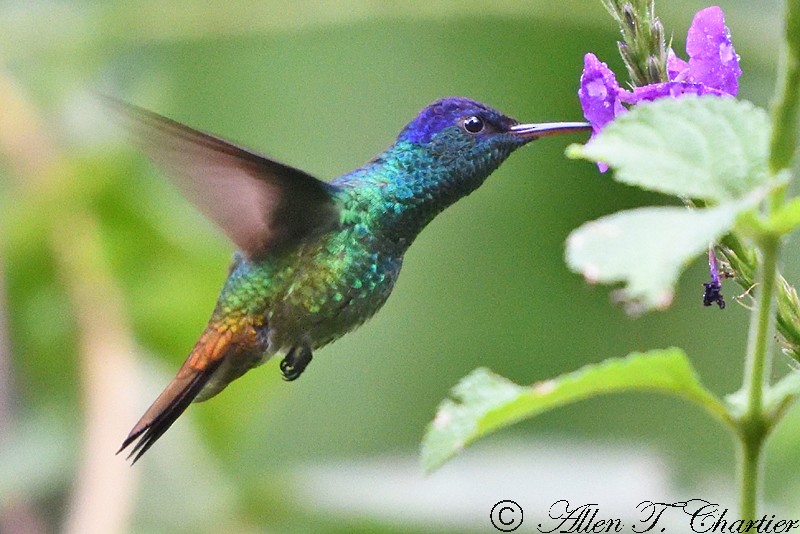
[738,235,778,519]
[737,0,800,517]
[719,0,800,363]
[768,0,800,178]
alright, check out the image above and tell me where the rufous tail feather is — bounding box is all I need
[119,327,235,463]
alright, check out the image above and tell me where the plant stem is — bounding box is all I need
[768,0,800,178]
[737,0,800,517]
[738,235,779,518]
[742,237,778,428]
[738,431,764,521]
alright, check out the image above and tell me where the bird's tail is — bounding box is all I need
[118,326,237,463]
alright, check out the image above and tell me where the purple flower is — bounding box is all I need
[579,6,741,167]
[578,54,626,137]
[703,246,726,309]
[684,6,741,95]
[667,49,689,82]
[578,54,627,172]
[630,81,729,103]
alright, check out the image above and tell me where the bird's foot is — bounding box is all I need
[280,346,313,381]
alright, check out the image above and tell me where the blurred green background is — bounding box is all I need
[1,1,796,532]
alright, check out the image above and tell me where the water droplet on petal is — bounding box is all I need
[719,42,734,63]
[585,79,609,99]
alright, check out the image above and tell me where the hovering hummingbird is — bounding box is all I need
[112,96,590,462]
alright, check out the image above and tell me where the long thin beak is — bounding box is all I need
[509,121,592,140]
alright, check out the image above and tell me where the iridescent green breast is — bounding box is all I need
[215,182,404,353]
[267,219,403,349]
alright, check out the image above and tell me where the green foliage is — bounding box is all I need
[569,98,772,202]
[422,348,729,472]
[423,0,800,523]
[0,1,795,532]
[565,200,756,312]
[564,98,777,312]
[763,196,800,234]
[427,96,800,479]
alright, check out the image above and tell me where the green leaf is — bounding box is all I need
[565,197,760,314]
[567,97,772,202]
[763,372,800,424]
[421,348,731,472]
[766,196,800,235]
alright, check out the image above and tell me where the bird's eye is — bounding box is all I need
[462,115,485,134]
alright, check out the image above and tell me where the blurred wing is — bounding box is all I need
[106,98,341,259]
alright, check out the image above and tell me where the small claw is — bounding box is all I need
[280,346,313,381]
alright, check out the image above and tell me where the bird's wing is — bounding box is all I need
[106,98,341,259]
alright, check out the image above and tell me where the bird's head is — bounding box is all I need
[396,97,589,180]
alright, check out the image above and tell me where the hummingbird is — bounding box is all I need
[112,96,590,462]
